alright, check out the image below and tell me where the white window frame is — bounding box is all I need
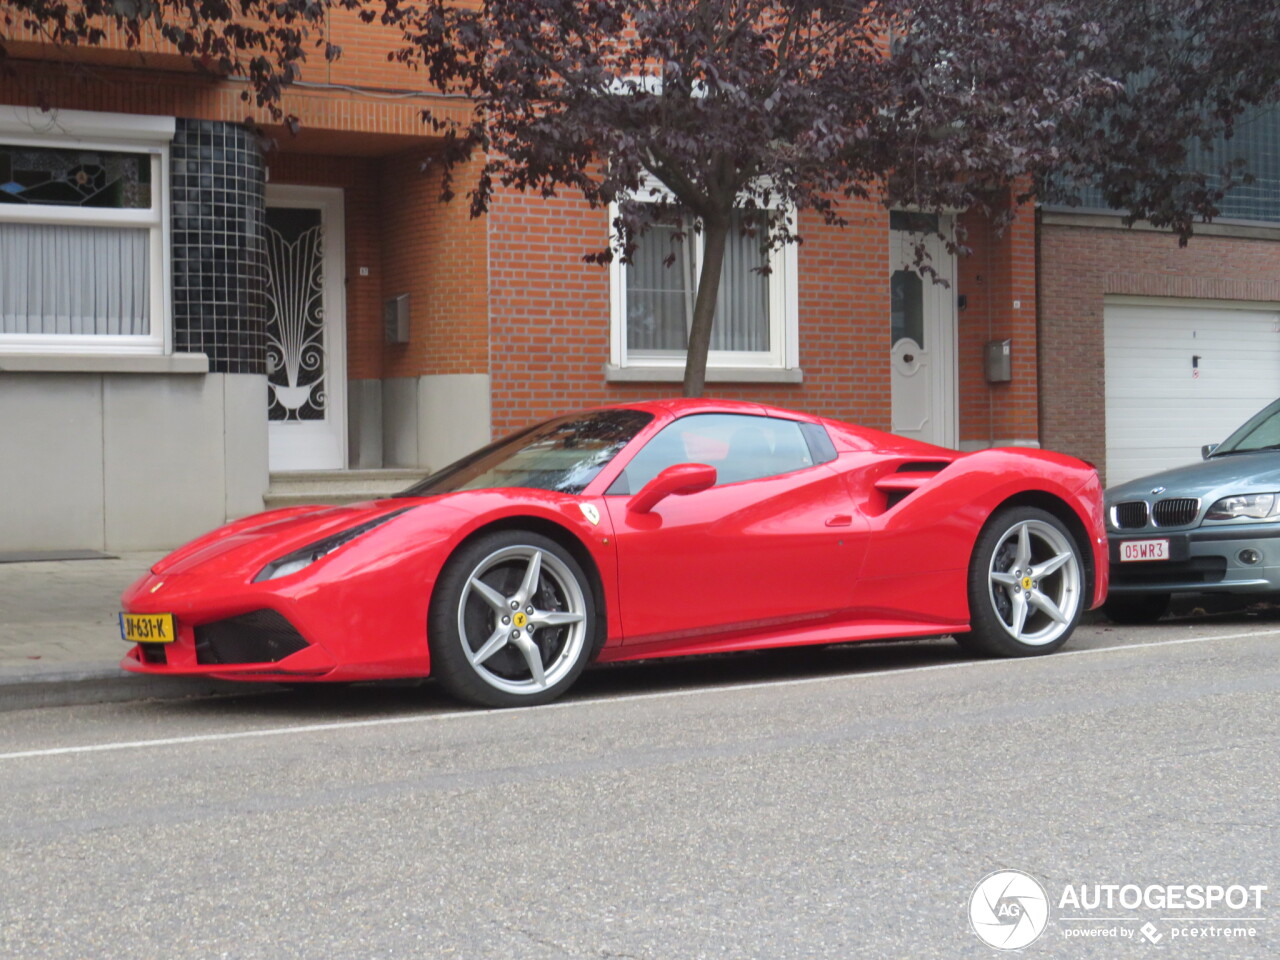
[0,108,174,356]
[608,180,799,378]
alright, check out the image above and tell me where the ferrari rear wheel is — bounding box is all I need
[429,530,595,707]
[961,506,1084,657]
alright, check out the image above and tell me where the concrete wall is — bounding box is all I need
[0,372,267,552]
[371,373,492,472]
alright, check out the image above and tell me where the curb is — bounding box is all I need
[0,664,249,712]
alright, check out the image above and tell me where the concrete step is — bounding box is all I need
[264,469,428,509]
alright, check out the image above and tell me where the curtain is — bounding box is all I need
[0,223,149,335]
[626,211,770,354]
[626,220,694,351]
[711,210,769,351]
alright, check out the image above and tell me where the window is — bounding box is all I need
[0,109,173,355]
[608,194,799,379]
[891,269,924,347]
[609,413,817,493]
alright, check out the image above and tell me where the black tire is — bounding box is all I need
[1102,593,1171,625]
[959,506,1085,657]
[428,530,596,708]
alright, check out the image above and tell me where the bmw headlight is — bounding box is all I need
[1204,493,1280,521]
[254,508,413,582]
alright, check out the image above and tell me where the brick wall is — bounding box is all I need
[487,186,1039,442]
[378,150,489,381]
[1039,219,1280,477]
[956,196,1039,447]
[486,187,896,436]
[0,32,468,136]
[4,7,442,102]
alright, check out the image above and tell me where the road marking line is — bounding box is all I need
[2,626,1277,762]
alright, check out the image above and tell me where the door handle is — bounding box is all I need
[825,514,853,527]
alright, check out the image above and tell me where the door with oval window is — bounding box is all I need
[889,213,957,447]
[264,184,347,471]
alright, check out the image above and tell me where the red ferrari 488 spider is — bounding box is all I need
[121,399,1107,706]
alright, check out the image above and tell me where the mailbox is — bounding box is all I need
[985,338,1012,383]
[384,294,410,344]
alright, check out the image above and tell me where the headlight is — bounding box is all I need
[1204,493,1280,521]
[254,508,414,582]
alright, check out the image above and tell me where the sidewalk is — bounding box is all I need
[0,552,240,710]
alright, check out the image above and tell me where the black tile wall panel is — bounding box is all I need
[170,120,267,374]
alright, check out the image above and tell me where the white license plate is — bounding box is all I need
[1119,539,1170,562]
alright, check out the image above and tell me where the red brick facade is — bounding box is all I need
[956,197,1039,448]
[2,17,1044,453]
[487,190,905,435]
[377,151,490,382]
[486,187,1039,440]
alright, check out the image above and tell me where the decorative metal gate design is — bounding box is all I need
[265,207,326,421]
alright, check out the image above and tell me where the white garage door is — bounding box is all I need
[1105,300,1280,486]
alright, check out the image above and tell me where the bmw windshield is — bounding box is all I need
[395,409,654,497]
[1210,398,1280,456]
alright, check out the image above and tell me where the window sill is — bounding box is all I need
[605,364,803,384]
[0,353,210,375]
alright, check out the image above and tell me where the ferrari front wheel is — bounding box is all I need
[429,530,595,708]
[961,506,1084,657]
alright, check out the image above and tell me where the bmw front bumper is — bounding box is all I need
[1108,525,1280,595]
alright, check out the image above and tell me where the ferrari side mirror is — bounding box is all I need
[627,463,717,514]
[1202,443,1219,459]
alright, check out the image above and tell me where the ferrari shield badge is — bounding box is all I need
[579,503,601,526]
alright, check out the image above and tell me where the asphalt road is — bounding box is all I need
[1,617,1277,959]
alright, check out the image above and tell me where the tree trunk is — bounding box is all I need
[682,214,730,398]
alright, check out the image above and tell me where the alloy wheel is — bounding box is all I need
[456,544,588,696]
[986,519,1082,646]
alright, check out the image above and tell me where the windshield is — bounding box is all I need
[1211,398,1280,456]
[395,409,654,497]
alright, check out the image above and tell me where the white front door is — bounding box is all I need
[265,185,347,471]
[889,219,957,447]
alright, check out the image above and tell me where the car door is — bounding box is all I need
[603,413,869,644]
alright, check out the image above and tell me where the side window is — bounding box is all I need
[1225,407,1280,452]
[800,421,838,465]
[610,414,815,493]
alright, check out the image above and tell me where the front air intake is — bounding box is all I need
[195,610,309,665]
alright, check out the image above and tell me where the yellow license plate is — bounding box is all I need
[119,612,177,644]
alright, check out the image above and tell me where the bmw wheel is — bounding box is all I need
[961,506,1084,657]
[429,530,596,707]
